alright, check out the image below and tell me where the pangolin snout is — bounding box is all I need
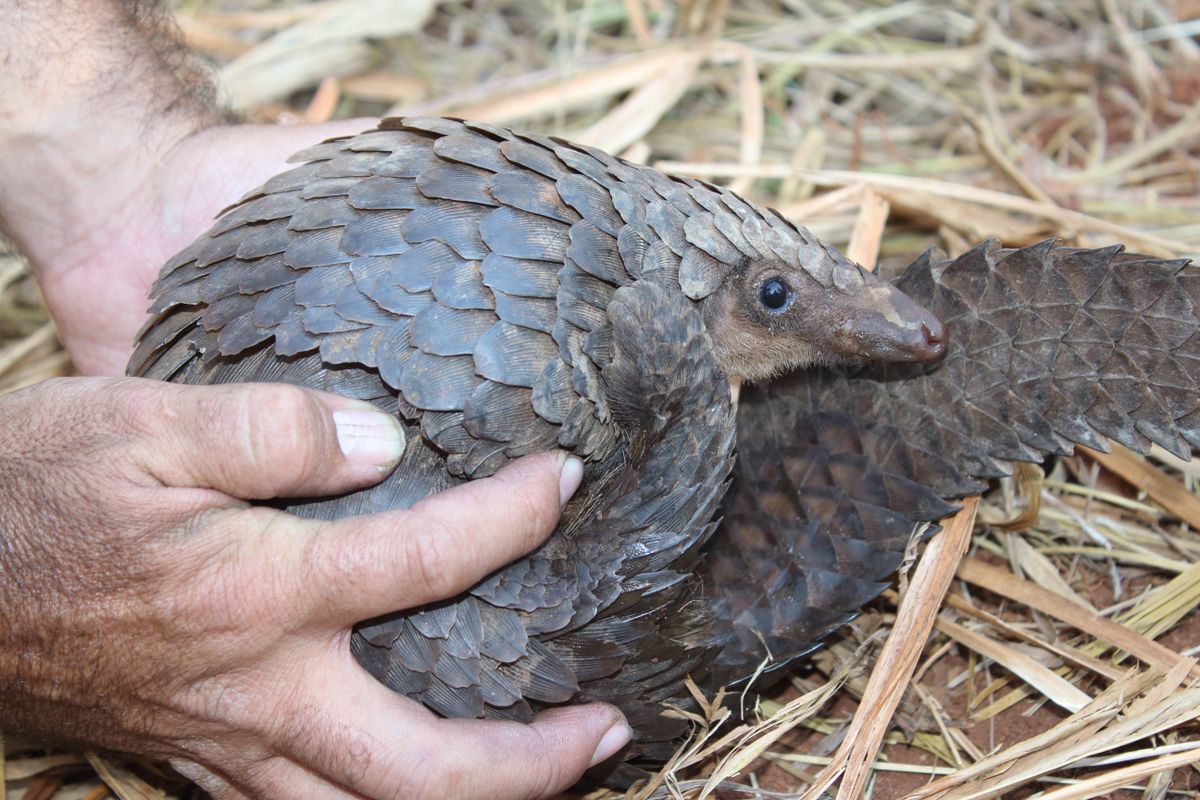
[881,305,947,362]
[833,280,948,364]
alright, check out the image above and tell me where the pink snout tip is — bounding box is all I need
[917,318,948,360]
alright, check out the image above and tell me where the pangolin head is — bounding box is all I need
[674,195,945,383]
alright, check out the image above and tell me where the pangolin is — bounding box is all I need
[129,117,1200,776]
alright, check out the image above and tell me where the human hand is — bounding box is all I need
[5,120,374,376]
[0,377,628,799]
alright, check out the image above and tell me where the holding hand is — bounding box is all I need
[0,377,628,799]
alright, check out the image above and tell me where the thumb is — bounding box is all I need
[123,378,405,499]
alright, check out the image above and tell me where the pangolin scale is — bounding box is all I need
[129,117,1200,777]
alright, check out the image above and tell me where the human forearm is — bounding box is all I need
[0,0,223,267]
[0,1,372,374]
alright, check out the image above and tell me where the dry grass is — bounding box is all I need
[3,0,1200,798]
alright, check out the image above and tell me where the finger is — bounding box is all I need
[433,705,633,798]
[169,759,252,800]
[242,755,369,800]
[173,751,367,800]
[121,379,405,499]
[290,451,584,622]
[279,658,629,800]
[380,707,631,800]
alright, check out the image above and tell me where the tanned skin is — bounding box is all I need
[0,3,628,799]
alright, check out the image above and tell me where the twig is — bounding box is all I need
[801,498,979,800]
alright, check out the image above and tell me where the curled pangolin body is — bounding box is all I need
[130,117,1200,774]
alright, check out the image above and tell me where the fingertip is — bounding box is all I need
[589,721,634,767]
[331,405,405,471]
[559,455,583,506]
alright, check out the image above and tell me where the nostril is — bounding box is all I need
[920,319,948,357]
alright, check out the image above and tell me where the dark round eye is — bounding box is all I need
[758,278,791,311]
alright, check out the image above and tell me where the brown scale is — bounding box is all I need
[129,117,1199,781]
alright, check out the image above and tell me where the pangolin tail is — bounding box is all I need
[707,239,1198,681]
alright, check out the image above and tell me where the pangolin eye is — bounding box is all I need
[758,277,791,312]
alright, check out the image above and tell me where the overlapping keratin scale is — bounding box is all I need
[129,116,783,755]
[713,240,1198,682]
